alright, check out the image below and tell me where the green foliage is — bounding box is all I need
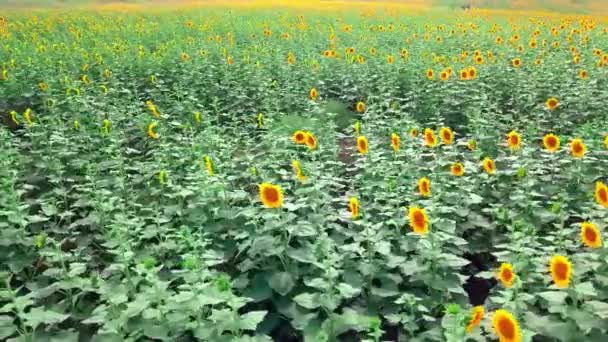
[0,5,607,342]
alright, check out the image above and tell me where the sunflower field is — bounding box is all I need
[1,1,608,341]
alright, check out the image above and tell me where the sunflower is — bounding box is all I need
[292,160,306,182]
[497,263,515,288]
[549,255,572,288]
[570,138,586,158]
[287,53,296,64]
[468,66,477,79]
[542,133,560,152]
[440,70,449,80]
[227,56,233,65]
[391,133,400,152]
[492,309,521,342]
[580,222,602,248]
[349,197,359,219]
[545,97,559,110]
[460,69,469,80]
[426,68,434,80]
[595,181,608,208]
[410,128,418,137]
[424,128,437,147]
[309,87,318,100]
[387,55,394,64]
[408,207,429,235]
[512,58,522,67]
[466,306,484,333]
[605,135,608,150]
[535,58,543,65]
[357,136,369,154]
[292,130,307,144]
[451,162,464,177]
[496,36,503,44]
[579,69,588,79]
[356,101,366,113]
[439,127,454,145]
[204,156,213,176]
[180,52,190,61]
[418,177,431,197]
[305,132,317,150]
[354,120,360,135]
[482,157,496,175]
[506,130,521,150]
[147,122,159,139]
[259,183,283,208]
[467,139,477,151]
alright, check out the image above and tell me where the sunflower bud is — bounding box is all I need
[73,120,80,130]
[257,113,264,128]
[204,156,213,176]
[9,110,19,125]
[102,119,111,134]
[23,108,33,126]
[158,170,167,185]
[194,111,201,123]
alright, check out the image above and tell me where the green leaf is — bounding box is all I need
[574,282,597,297]
[240,310,268,331]
[293,293,320,309]
[0,316,16,340]
[538,291,568,304]
[268,272,295,296]
[23,307,69,328]
[585,301,608,319]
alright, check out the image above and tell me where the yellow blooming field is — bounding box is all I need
[1,0,607,341]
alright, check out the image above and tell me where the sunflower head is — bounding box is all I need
[387,55,394,64]
[543,133,560,152]
[440,70,449,80]
[147,122,159,139]
[506,130,521,150]
[357,136,369,154]
[391,133,400,152]
[356,101,366,113]
[305,132,317,150]
[595,181,608,208]
[408,207,429,235]
[578,69,588,79]
[410,128,418,137]
[466,306,484,333]
[451,162,464,177]
[512,58,522,67]
[497,263,515,288]
[482,157,496,175]
[418,177,431,197]
[460,69,469,80]
[423,128,437,147]
[492,309,521,342]
[604,135,608,150]
[426,68,434,80]
[570,138,586,158]
[309,87,318,100]
[467,66,477,79]
[259,183,284,208]
[580,222,602,248]
[292,130,307,144]
[549,255,572,288]
[546,97,559,110]
[439,127,454,145]
[349,197,359,219]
